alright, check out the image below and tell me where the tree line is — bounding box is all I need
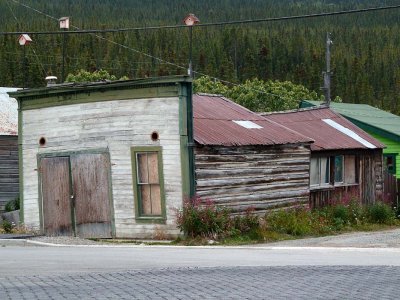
[0,0,399,113]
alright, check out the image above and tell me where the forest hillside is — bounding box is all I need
[1,0,400,113]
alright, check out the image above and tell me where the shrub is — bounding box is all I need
[230,208,261,239]
[366,202,395,224]
[176,197,231,239]
[1,220,14,233]
[5,196,20,212]
[266,207,312,236]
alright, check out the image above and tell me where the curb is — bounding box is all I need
[2,239,400,252]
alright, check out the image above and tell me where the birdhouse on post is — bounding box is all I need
[59,17,70,29]
[18,34,32,46]
[183,13,200,26]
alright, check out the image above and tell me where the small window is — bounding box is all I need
[384,154,397,175]
[344,155,357,184]
[310,157,330,186]
[131,147,165,221]
[334,155,344,183]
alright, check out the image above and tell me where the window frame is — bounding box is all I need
[131,146,166,223]
[384,153,397,175]
[310,154,358,189]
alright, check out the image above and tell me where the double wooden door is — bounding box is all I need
[40,153,113,238]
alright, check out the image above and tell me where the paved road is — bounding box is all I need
[0,265,399,299]
[1,246,400,299]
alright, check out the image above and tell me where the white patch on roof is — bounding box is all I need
[233,120,263,129]
[322,118,376,149]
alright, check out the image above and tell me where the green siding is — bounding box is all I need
[367,131,400,177]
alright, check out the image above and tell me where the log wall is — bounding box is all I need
[194,144,311,214]
[0,135,19,211]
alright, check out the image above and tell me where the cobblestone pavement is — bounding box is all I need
[0,266,399,299]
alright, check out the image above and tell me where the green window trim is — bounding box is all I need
[131,146,166,223]
[384,153,397,175]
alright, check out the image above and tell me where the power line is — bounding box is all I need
[2,3,400,36]
[5,0,329,102]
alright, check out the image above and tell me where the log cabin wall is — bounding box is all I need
[0,135,19,211]
[310,149,383,208]
[194,143,311,214]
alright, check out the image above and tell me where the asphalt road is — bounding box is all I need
[1,246,400,299]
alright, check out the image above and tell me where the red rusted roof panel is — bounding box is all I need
[264,107,384,151]
[193,94,313,146]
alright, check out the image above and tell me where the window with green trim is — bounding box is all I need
[131,147,165,220]
[384,154,396,175]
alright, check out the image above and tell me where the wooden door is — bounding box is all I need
[41,157,73,236]
[71,153,112,238]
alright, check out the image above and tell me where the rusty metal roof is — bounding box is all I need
[193,94,313,146]
[263,107,385,151]
[0,87,19,136]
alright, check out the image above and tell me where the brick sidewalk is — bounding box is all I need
[0,266,399,299]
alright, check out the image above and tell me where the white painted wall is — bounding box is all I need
[22,97,183,238]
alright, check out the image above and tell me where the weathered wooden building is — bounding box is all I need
[10,77,194,238]
[301,100,400,178]
[0,87,19,211]
[264,107,385,207]
[193,94,313,213]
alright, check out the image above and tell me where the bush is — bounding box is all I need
[366,202,395,224]
[176,197,231,239]
[1,220,14,233]
[5,196,20,212]
[266,207,312,236]
[230,208,261,239]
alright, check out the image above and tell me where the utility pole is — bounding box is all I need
[323,32,333,106]
[59,17,70,82]
[183,14,200,78]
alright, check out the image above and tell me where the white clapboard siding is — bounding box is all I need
[22,97,183,238]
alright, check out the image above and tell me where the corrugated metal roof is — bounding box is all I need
[193,94,313,146]
[0,87,19,136]
[301,100,400,141]
[263,106,384,151]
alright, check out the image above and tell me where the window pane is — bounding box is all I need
[334,156,344,183]
[320,157,330,184]
[147,153,159,184]
[310,158,319,185]
[345,155,356,183]
[137,153,149,183]
[140,185,151,215]
[150,185,162,215]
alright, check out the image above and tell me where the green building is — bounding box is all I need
[301,101,400,177]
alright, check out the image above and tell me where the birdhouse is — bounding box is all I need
[59,17,70,29]
[183,14,199,26]
[18,34,32,46]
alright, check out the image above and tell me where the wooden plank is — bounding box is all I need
[41,157,73,236]
[71,153,112,238]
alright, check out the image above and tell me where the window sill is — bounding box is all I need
[135,217,166,224]
[310,183,358,191]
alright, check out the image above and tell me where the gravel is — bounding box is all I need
[29,236,105,246]
[262,228,400,248]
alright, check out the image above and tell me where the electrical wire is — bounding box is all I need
[3,2,400,35]
[6,0,324,101]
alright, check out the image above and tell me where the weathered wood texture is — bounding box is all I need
[310,150,383,207]
[383,171,398,206]
[194,144,311,214]
[0,135,19,210]
[22,97,183,238]
[71,153,112,238]
[41,157,73,236]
